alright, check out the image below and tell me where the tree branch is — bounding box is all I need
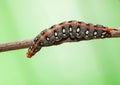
[0,29,120,52]
[0,39,33,52]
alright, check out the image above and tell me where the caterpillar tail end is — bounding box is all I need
[110,29,120,38]
[26,51,34,58]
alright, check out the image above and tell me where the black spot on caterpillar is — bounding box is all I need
[27,20,115,58]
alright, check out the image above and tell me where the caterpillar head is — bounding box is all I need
[27,51,34,58]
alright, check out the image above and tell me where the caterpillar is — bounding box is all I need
[27,20,116,58]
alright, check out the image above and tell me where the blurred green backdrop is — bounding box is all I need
[0,0,120,85]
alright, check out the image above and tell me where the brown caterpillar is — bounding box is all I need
[27,20,116,58]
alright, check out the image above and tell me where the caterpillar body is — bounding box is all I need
[27,20,116,58]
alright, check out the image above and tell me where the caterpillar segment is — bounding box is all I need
[27,20,115,58]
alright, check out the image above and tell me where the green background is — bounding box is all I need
[0,0,120,85]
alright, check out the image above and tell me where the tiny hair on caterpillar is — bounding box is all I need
[27,20,117,58]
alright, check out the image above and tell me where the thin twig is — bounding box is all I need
[0,29,120,52]
[0,39,33,52]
